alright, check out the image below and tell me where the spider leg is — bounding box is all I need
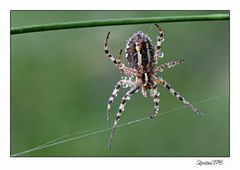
[104,32,135,77]
[154,59,184,73]
[108,85,139,149]
[106,79,135,127]
[104,32,122,68]
[153,24,164,64]
[141,87,148,97]
[150,84,160,118]
[155,77,204,116]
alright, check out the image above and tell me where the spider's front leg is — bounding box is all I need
[141,87,147,97]
[154,76,204,116]
[104,32,135,76]
[108,85,139,149]
[106,79,135,127]
[150,84,160,118]
[154,59,185,73]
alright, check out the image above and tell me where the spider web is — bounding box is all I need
[11,92,229,157]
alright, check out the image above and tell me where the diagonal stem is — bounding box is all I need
[11,14,229,35]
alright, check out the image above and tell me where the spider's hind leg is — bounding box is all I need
[104,32,122,68]
[153,24,164,64]
[108,86,139,149]
[155,77,204,116]
[104,32,136,77]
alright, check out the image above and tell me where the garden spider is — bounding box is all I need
[104,24,203,149]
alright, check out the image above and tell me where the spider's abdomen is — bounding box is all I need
[125,31,155,68]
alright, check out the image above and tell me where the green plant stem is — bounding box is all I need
[11,14,229,35]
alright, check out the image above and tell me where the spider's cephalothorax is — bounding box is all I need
[104,24,203,149]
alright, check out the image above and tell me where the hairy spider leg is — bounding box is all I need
[153,24,164,64]
[108,86,139,149]
[141,87,148,97]
[104,32,135,77]
[118,49,123,61]
[150,84,160,118]
[155,77,204,116]
[106,79,135,127]
[154,59,185,73]
[104,32,122,68]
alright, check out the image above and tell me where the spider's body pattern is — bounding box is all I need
[104,24,203,149]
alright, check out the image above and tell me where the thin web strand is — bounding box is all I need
[11,92,229,157]
[24,127,105,150]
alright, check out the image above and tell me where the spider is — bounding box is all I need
[104,24,204,149]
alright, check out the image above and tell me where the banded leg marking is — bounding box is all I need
[141,87,147,97]
[156,78,204,116]
[104,32,135,77]
[104,32,122,68]
[108,86,139,149]
[154,59,185,73]
[107,80,135,127]
[153,24,164,64]
[150,84,160,118]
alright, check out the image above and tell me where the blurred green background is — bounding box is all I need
[11,11,229,156]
